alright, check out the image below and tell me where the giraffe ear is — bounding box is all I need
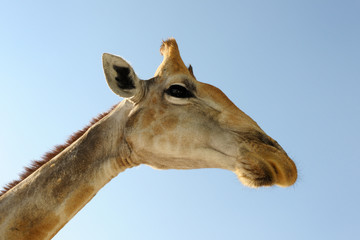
[102,53,141,98]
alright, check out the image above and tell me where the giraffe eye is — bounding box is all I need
[165,85,194,98]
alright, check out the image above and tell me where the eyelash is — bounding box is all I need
[165,85,194,98]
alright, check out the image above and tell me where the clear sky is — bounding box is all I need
[0,1,359,239]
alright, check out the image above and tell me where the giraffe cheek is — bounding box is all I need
[168,134,178,146]
[153,124,164,135]
[160,115,179,131]
[141,109,156,128]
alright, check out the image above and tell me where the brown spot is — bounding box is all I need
[151,96,158,104]
[153,124,164,135]
[64,186,95,217]
[141,109,156,128]
[161,115,178,131]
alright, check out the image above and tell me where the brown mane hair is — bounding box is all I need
[0,103,118,197]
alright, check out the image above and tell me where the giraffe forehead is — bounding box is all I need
[156,73,197,89]
[197,82,238,110]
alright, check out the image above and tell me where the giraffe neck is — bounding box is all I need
[0,99,137,240]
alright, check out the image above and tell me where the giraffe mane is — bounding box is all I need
[0,104,118,197]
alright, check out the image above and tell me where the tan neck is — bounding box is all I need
[0,100,136,240]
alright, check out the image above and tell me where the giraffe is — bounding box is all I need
[0,38,297,240]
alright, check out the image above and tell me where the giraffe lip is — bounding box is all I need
[235,159,276,187]
[235,149,297,188]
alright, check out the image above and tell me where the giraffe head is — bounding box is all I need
[102,39,297,187]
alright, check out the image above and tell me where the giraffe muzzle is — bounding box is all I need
[234,137,297,188]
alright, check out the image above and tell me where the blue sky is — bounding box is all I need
[0,1,359,239]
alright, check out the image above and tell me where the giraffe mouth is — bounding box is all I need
[234,147,297,188]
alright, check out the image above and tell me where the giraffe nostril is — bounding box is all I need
[238,130,283,151]
[258,133,281,150]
